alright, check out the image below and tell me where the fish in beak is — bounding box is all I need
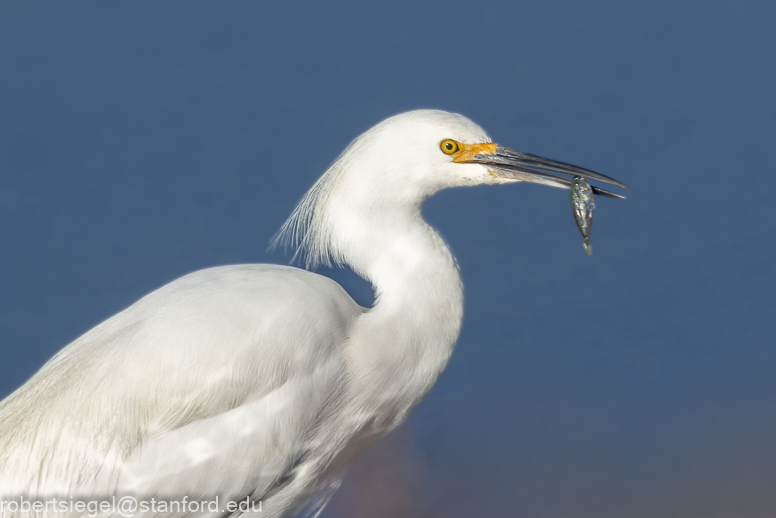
[459,143,627,198]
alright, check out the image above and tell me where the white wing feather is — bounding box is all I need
[0,265,362,509]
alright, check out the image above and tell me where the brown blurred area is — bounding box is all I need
[322,425,452,518]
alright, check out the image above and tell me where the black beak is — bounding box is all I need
[468,146,627,199]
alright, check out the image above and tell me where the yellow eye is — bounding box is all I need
[440,139,460,155]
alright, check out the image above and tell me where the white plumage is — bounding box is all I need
[0,110,624,517]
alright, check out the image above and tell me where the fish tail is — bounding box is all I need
[583,238,593,256]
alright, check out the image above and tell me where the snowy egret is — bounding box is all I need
[0,110,625,517]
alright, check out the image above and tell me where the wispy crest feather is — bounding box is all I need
[270,135,365,270]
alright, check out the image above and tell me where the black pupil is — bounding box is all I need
[446,143,453,150]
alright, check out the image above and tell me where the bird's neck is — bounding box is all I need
[342,205,464,431]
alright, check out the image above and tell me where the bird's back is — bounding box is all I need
[0,264,363,510]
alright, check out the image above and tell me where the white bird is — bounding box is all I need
[0,110,625,517]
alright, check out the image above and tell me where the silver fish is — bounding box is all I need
[570,176,595,255]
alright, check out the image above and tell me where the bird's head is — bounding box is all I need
[337,110,627,200]
[274,110,626,269]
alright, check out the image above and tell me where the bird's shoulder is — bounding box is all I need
[0,264,364,496]
[52,263,364,362]
[55,263,363,402]
[136,263,363,317]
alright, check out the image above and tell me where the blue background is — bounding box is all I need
[1,2,774,517]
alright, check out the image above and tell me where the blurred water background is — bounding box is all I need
[1,2,774,516]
